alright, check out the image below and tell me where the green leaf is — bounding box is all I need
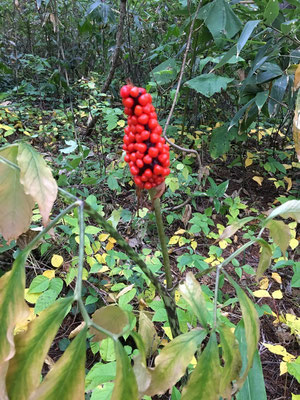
[17,142,58,227]
[235,324,267,400]
[85,361,116,391]
[219,217,255,240]
[266,220,291,255]
[0,145,35,242]
[291,263,300,288]
[179,272,208,328]
[29,326,87,400]
[224,273,259,388]
[265,200,300,223]
[268,75,289,117]
[6,297,73,400]
[90,305,129,342]
[185,74,234,98]
[209,124,237,159]
[144,329,207,397]
[256,240,273,280]
[28,275,50,293]
[111,340,138,400]
[151,58,179,85]
[200,0,242,43]
[229,99,256,130]
[287,357,300,384]
[264,0,279,24]
[138,311,159,357]
[107,175,120,191]
[0,251,30,398]
[181,333,221,400]
[255,91,269,112]
[219,325,242,398]
[237,20,260,56]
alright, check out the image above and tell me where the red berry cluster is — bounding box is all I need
[120,84,170,190]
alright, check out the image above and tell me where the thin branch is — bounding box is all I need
[162,1,203,179]
[86,0,127,134]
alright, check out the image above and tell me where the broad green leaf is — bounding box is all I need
[229,99,255,130]
[28,326,87,400]
[28,275,50,293]
[138,311,159,357]
[266,220,291,255]
[90,305,129,342]
[235,323,267,400]
[224,273,259,387]
[287,357,300,384]
[144,329,207,396]
[264,0,279,24]
[179,272,208,328]
[181,333,221,400]
[294,89,300,161]
[256,240,273,280]
[0,145,35,242]
[185,74,233,98]
[255,91,269,112]
[219,325,242,398]
[85,361,116,391]
[151,58,179,85]
[111,340,138,400]
[6,297,73,400]
[268,75,289,117]
[209,124,237,159]
[0,251,30,399]
[237,20,260,56]
[265,200,300,223]
[17,142,58,227]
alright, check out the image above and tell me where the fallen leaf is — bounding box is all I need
[252,176,263,186]
[253,290,271,298]
[51,254,63,268]
[272,290,283,299]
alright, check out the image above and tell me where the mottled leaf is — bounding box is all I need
[6,297,73,400]
[181,333,221,400]
[145,329,207,396]
[265,200,300,223]
[29,327,87,400]
[219,217,254,240]
[0,145,34,242]
[179,272,208,328]
[0,251,30,399]
[256,239,273,280]
[17,142,58,227]
[138,311,159,357]
[90,305,129,342]
[266,220,291,255]
[111,340,138,400]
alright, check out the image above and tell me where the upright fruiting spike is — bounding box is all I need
[120,84,170,189]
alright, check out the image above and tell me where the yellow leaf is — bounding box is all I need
[0,123,14,131]
[272,290,283,299]
[245,152,253,167]
[117,120,125,127]
[14,308,36,334]
[105,241,114,251]
[95,253,107,264]
[280,361,287,375]
[169,235,180,245]
[284,177,292,191]
[175,229,186,235]
[174,290,181,303]
[253,290,271,298]
[264,344,296,362]
[98,265,109,273]
[162,326,173,340]
[292,394,300,400]
[288,221,297,229]
[219,239,228,249]
[179,237,186,247]
[24,288,41,304]
[43,270,55,280]
[271,272,282,284]
[191,240,197,250]
[108,237,116,244]
[252,176,263,186]
[289,238,299,250]
[51,254,63,268]
[259,277,269,290]
[98,233,110,242]
[215,122,222,128]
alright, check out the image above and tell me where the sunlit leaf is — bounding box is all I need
[290,238,299,250]
[51,254,63,268]
[0,250,30,399]
[179,272,208,328]
[266,220,290,255]
[29,326,87,400]
[90,306,129,342]
[6,297,73,400]
[181,333,221,400]
[0,145,35,242]
[271,272,282,284]
[253,290,271,298]
[145,329,207,397]
[272,290,283,299]
[219,217,254,240]
[111,340,138,400]
[252,176,263,186]
[17,142,58,227]
[266,199,300,222]
[259,277,269,290]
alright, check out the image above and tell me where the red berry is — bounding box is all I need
[154,165,164,175]
[138,114,149,125]
[130,165,139,175]
[144,169,152,178]
[123,144,127,151]
[150,133,160,143]
[136,159,144,168]
[144,182,152,190]
[140,88,146,94]
[130,152,137,162]
[158,153,168,164]
[148,118,158,129]
[141,174,148,182]
[143,104,152,114]
[134,105,143,116]
[124,126,130,134]
[149,112,157,119]
[140,130,150,141]
[148,147,159,158]
[130,116,138,125]
[143,155,152,164]
[123,97,134,108]
[124,107,132,115]
[138,94,151,106]
[135,124,144,133]
[162,168,170,176]
[136,151,143,159]
[134,177,143,187]
[124,154,130,162]
[130,86,139,97]
[128,143,135,152]
[120,85,131,98]
[152,125,162,135]
[136,143,147,153]
[128,132,135,142]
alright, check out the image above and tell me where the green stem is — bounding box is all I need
[150,191,173,290]
[213,265,221,331]
[74,201,85,301]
